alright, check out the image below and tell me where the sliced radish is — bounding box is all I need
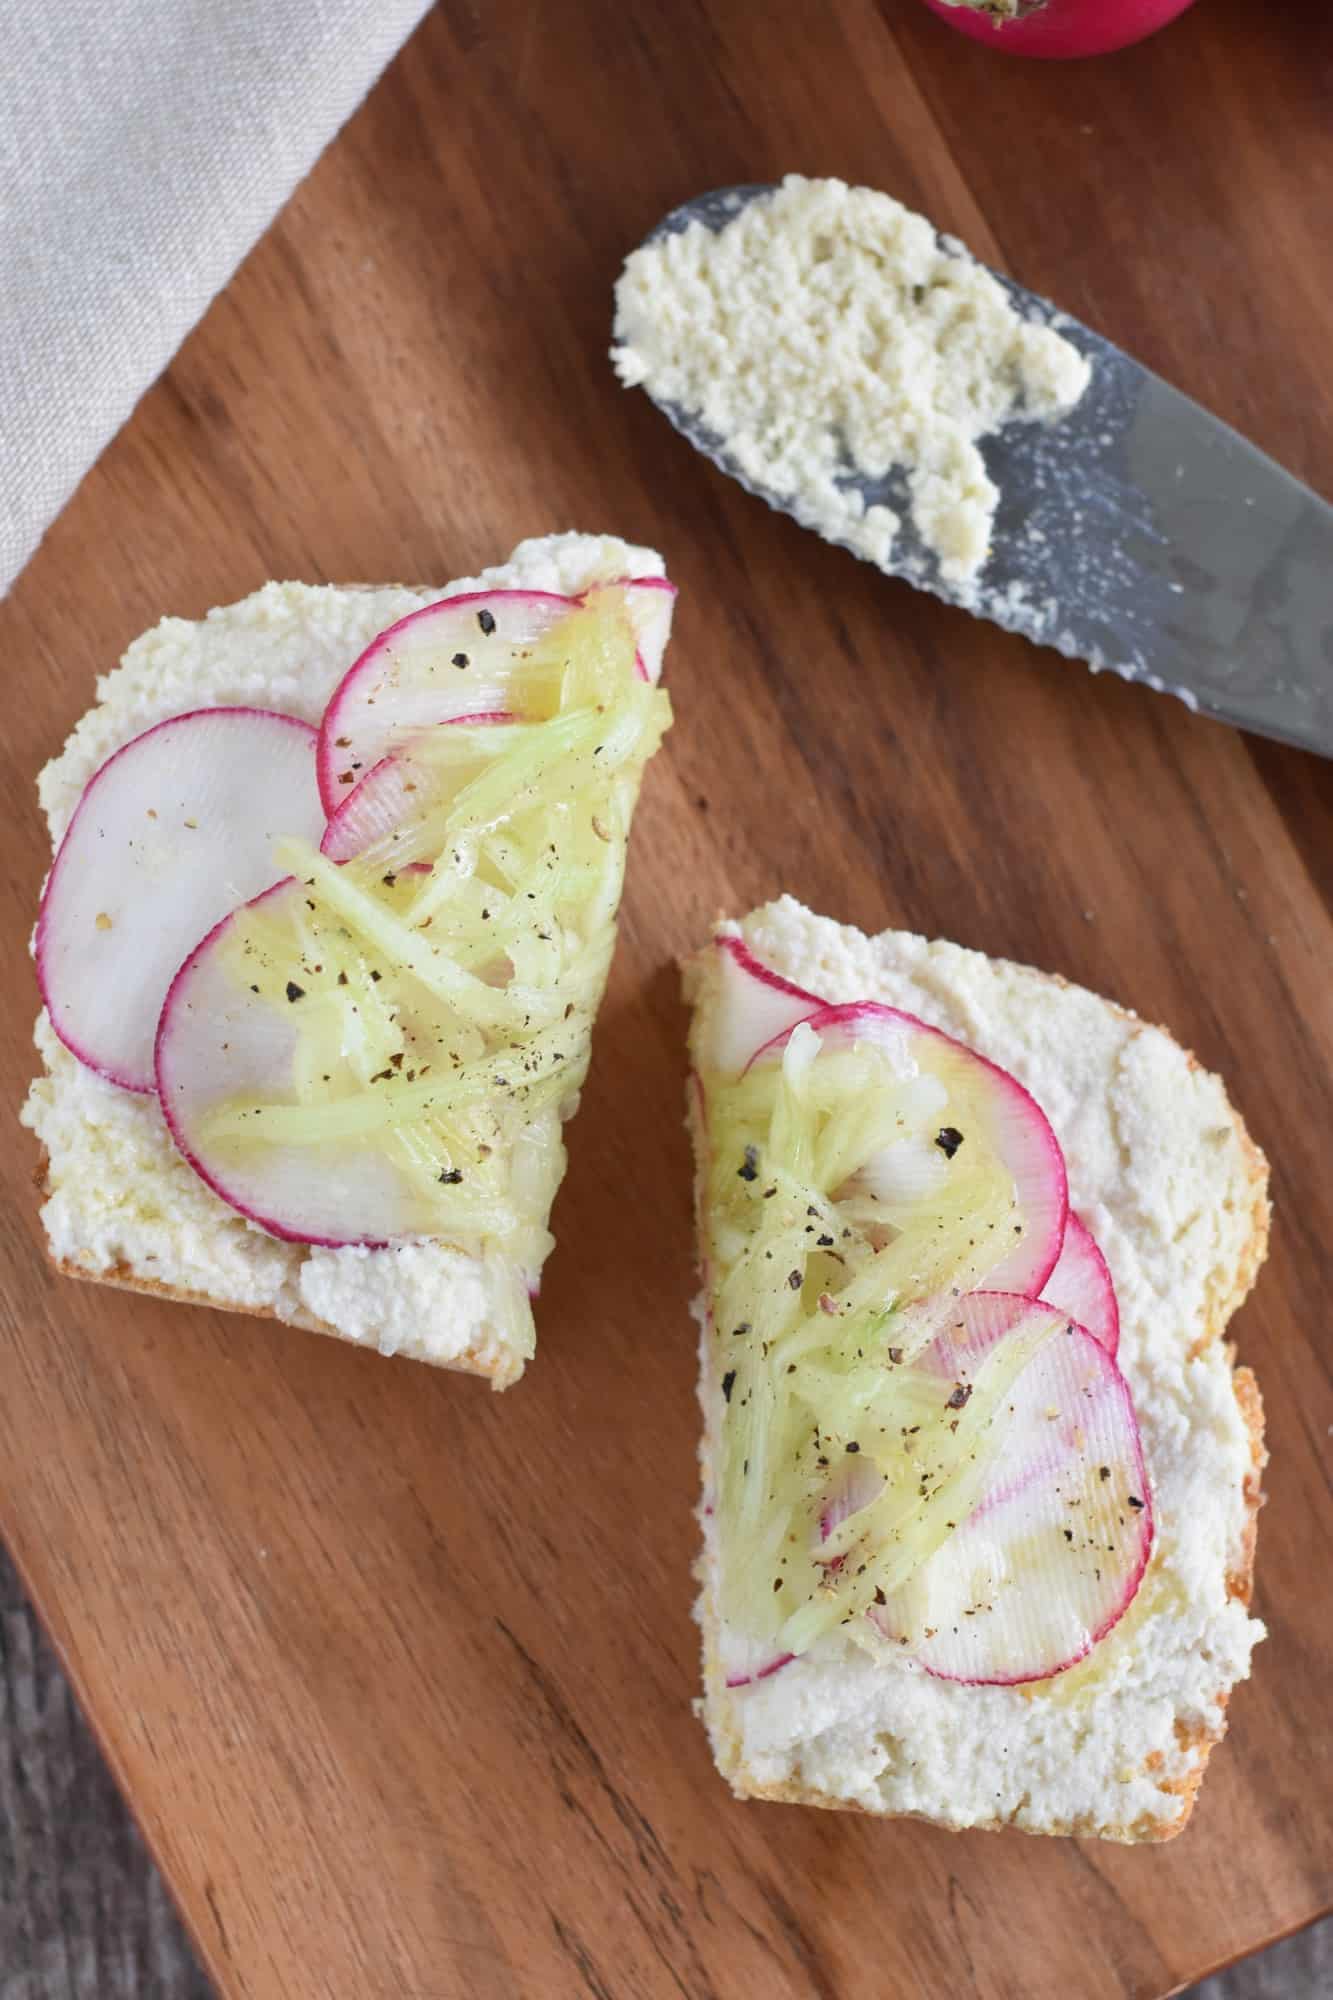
[721,1637,795,1690]
[155,877,441,1246]
[874,1293,1153,1684]
[316,589,576,814]
[320,755,414,864]
[36,708,324,1094]
[746,1001,1067,1296]
[315,580,671,816]
[1040,1212,1120,1355]
[610,575,676,682]
[705,931,823,1074]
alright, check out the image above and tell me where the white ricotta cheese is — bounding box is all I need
[23,532,665,1386]
[694,897,1265,1836]
[614,174,1090,587]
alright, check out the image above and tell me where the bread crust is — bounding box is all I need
[34,1156,517,1388]
[689,930,1271,1843]
[710,1369,1265,1843]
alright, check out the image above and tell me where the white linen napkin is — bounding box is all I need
[0,0,432,595]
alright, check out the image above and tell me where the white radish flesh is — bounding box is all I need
[706,931,823,1074]
[320,755,418,864]
[316,589,577,814]
[36,707,324,1094]
[1040,1211,1120,1355]
[315,583,670,817]
[155,875,567,1247]
[746,999,1068,1296]
[611,575,677,681]
[874,1293,1153,1684]
[155,880,425,1244]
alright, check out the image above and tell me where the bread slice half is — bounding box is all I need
[23,533,668,1387]
[684,897,1268,1840]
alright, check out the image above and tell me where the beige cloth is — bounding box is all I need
[0,0,432,593]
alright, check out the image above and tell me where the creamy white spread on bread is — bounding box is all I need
[694,898,1266,1837]
[614,174,1090,588]
[23,533,664,1385]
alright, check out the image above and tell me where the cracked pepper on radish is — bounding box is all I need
[693,933,1151,1688]
[38,581,674,1322]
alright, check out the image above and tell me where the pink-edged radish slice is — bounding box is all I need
[316,589,577,814]
[36,708,323,1094]
[1040,1211,1120,1355]
[721,1635,795,1689]
[874,1292,1153,1685]
[704,930,823,1074]
[321,752,442,864]
[155,876,434,1246]
[610,575,676,682]
[745,1000,1068,1296]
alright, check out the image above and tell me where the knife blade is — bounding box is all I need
[619,184,1333,757]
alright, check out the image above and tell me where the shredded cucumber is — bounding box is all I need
[210,589,670,1260]
[702,1007,1057,1667]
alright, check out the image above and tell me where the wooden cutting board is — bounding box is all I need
[2,4,1330,1995]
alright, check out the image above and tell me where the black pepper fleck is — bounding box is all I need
[935,1126,965,1159]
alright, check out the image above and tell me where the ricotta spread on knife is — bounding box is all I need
[614,174,1090,588]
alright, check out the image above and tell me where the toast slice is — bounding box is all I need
[23,533,670,1388]
[685,897,1268,1840]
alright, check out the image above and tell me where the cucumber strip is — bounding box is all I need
[276,840,557,1033]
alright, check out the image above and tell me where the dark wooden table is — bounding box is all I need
[2,4,1330,1995]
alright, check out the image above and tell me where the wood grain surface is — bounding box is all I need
[2,3,1331,1996]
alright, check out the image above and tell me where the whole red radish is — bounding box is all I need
[917,0,1196,59]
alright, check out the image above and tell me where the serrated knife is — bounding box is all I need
[618,185,1333,758]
